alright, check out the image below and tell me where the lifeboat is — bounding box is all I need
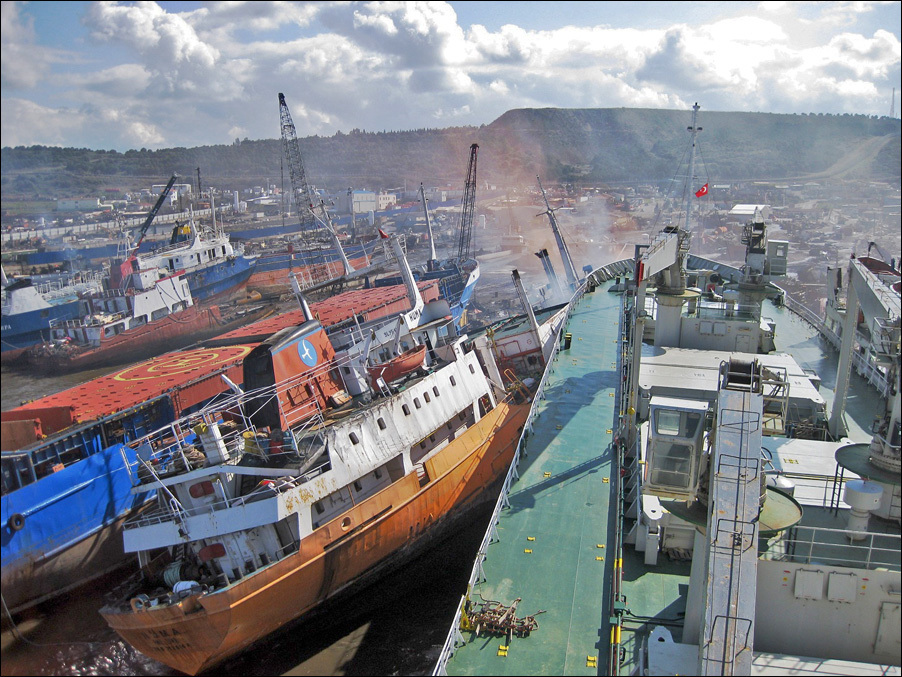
[368,344,427,387]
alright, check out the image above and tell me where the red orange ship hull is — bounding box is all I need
[101,400,528,675]
[25,304,270,373]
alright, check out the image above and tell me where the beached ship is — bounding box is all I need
[97,234,536,675]
[1,255,446,615]
[21,251,275,373]
[21,257,226,371]
[435,105,900,676]
[247,238,383,297]
[138,212,257,305]
[0,266,104,358]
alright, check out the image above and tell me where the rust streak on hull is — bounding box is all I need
[102,400,528,675]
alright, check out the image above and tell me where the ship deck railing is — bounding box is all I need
[119,369,340,528]
[761,524,901,572]
[32,270,107,299]
[781,290,894,397]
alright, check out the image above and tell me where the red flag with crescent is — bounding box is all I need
[695,183,709,198]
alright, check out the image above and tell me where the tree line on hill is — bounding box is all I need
[2,108,899,200]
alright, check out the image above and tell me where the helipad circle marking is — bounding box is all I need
[113,346,253,382]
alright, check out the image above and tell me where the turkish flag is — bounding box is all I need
[695,183,709,198]
[378,228,389,239]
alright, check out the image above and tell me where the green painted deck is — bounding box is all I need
[445,287,622,676]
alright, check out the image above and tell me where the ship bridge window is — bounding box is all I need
[450,376,457,387]
[349,432,360,445]
[424,392,431,403]
[433,386,439,397]
[654,410,702,439]
[414,398,421,409]
[402,404,410,416]
[377,418,386,430]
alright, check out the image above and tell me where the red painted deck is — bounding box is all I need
[217,281,439,342]
[5,282,438,428]
[9,345,255,424]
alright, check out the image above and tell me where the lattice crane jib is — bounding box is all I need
[457,143,479,263]
[278,93,317,234]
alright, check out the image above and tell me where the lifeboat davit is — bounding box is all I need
[368,344,427,387]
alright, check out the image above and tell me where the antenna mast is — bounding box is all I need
[682,103,702,242]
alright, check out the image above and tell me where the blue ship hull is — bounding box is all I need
[1,298,83,353]
[186,254,257,303]
[1,397,174,613]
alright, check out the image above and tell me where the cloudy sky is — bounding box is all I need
[1,1,899,152]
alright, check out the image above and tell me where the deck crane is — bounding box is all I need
[457,143,479,263]
[108,174,179,289]
[278,93,317,233]
[278,92,351,275]
[419,182,439,269]
[536,176,579,291]
[130,174,178,257]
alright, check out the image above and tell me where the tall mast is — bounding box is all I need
[683,103,702,240]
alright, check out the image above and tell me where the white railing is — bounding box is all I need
[780,291,893,397]
[761,525,900,572]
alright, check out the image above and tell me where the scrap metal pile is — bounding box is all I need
[463,595,545,641]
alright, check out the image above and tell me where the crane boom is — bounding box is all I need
[278,93,351,275]
[419,182,438,265]
[537,176,579,290]
[278,93,317,233]
[457,143,479,262]
[131,174,178,255]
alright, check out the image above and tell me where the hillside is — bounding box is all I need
[1,108,899,199]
